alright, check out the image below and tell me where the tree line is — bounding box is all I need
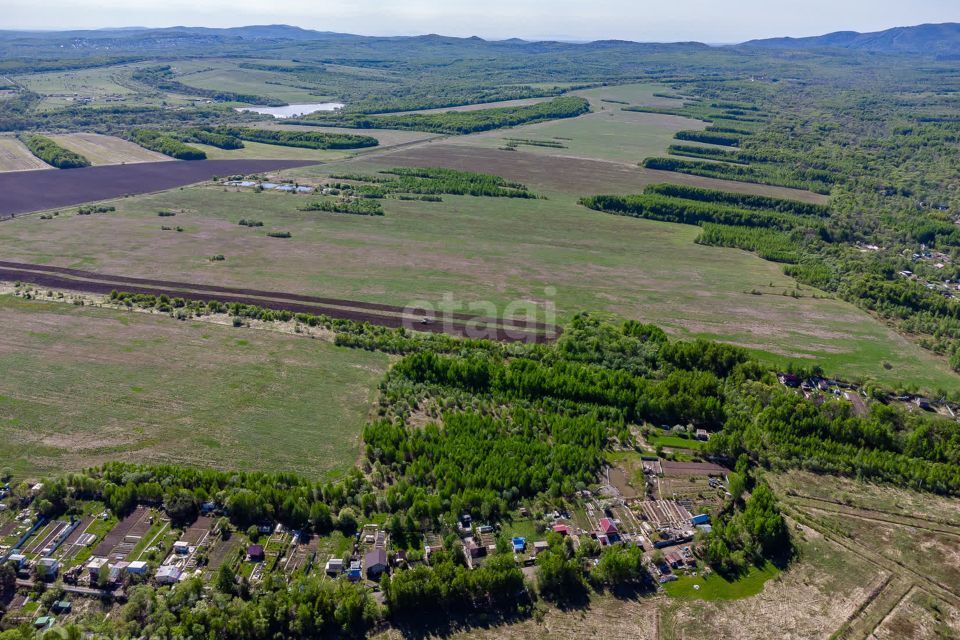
[19,133,90,169]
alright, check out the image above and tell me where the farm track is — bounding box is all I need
[0,262,554,343]
[0,159,321,218]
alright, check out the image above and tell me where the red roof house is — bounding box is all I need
[598,518,618,535]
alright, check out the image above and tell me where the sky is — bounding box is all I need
[2,0,958,42]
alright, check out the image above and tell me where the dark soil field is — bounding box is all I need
[0,159,320,218]
[91,506,151,559]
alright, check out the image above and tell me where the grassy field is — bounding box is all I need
[0,135,52,171]
[12,63,196,111]
[447,84,704,164]
[649,435,707,451]
[172,59,335,104]
[48,133,171,165]
[0,175,953,389]
[663,562,780,600]
[0,294,388,479]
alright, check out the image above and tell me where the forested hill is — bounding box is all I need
[743,23,960,57]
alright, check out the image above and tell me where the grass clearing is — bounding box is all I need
[448,83,705,164]
[663,562,780,600]
[47,133,171,165]
[649,435,706,451]
[0,294,388,478]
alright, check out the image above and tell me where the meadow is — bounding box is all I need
[0,177,953,389]
[0,294,388,478]
[447,83,708,164]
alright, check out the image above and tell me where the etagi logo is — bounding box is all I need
[402,287,557,342]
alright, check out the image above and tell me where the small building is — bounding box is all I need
[364,548,388,580]
[200,501,217,515]
[347,560,362,581]
[52,601,72,614]
[7,553,27,569]
[173,541,190,555]
[665,551,684,569]
[36,557,59,580]
[511,537,526,553]
[914,397,931,410]
[127,561,148,575]
[155,565,182,584]
[247,544,265,562]
[598,518,618,536]
[691,514,711,526]
[87,556,109,579]
[34,616,53,630]
[109,561,129,583]
[552,524,570,536]
[533,540,549,554]
[325,558,344,575]
[695,429,710,441]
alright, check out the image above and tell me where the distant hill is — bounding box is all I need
[743,23,960,57]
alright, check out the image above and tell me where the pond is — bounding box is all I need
[236,102,345,118]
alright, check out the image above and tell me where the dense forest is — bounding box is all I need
[299,96,590,134]
[128,129,207,160]
[214,127,379,150]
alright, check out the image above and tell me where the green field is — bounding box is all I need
[0,294,389,479]
[663,562,781,600]
[1,171,954,390]
[449,83,706,163]
[649,435,707,451]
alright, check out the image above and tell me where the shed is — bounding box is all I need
[533,540,549,554]
[247,544,265,561]
[127,561,148,575]
[511,537,526,553]
[34,616,53,629]
[173,541,190,555]
[691,514,711,526]
[7,553,26,569]
[552,524,570,536]
[52,600,72,614]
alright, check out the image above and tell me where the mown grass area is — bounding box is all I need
[0,295,388,479]
[664,562,781,600]
[649,435,707,451]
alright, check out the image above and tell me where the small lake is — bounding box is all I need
[236,102,345,118]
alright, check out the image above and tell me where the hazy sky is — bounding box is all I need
[3,0,958,42]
